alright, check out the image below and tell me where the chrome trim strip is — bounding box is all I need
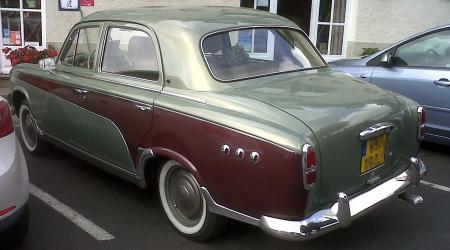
[260,157,426,241]
[359,122,395,140]
[199,25,328,83]
[301,144,316,190]
[200,187,260,227]
[63,70,162,94]
[161,90,206,104]
[154,106,296,153]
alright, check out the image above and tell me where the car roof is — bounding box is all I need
[81,6,296,36]
[79,7,300,92]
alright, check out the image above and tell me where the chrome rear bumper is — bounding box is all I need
[260,157,426,241]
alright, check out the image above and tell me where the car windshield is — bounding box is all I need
[202,27,326,81]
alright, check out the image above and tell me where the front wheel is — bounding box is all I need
[18,100,48,155]
[158,160,224,241]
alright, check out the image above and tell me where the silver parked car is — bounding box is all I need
[0,96,29,246]
[330,25,450,146]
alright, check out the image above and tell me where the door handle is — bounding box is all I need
[73,89,89,94]
[135,104,152,111]
[433,78,450,87]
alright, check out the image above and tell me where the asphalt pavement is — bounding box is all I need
[5,134,449,250]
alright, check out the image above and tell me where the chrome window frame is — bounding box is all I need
[97,22,163,85]
[57,23,103,71]
[200,25,328,83]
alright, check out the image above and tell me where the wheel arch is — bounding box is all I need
[142,147,205,189]
[11,87,30,114]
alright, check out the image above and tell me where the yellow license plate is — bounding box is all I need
[361,134,387,174]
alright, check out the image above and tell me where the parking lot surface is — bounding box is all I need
[8,137,450,250]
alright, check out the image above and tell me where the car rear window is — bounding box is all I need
[201,27,326,81]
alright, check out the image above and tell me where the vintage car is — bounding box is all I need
[10,7,426,241]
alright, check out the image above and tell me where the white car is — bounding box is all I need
[0,96,29,245]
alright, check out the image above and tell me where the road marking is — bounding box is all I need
[421,180,450,193]
[30,184,115,241]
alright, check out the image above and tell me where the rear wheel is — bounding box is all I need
[18,100,48,155]
[158,160,224,241]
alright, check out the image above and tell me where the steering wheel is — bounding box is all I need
[87,49,96,69]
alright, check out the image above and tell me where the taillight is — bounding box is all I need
[302,144,317,190]
[417,106,426,140]
[0,206,16,216]
[0,100,14,138]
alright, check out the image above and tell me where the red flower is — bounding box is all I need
[48,50,58,57]
[2,46,52,66]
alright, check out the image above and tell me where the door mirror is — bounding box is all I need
[39,58,56,71]
[380,53,392,67]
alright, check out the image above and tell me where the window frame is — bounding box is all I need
[309,0,351,60]
[97,22,163,84]
[56,22,103,72]
[200,25,328,83]
[367,27,450,70]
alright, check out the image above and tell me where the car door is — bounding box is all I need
[370,28,450,142]
[43,24,102,151]
[82,23,163,173]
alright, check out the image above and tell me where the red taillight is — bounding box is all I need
[417,106,426,140]
[0,206,16,216]
[0,100,14,138]
[302,144,317,190]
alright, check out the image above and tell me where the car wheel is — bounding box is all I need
[0,205,29,247]
[158,160,224,241]
[18,100,48,155]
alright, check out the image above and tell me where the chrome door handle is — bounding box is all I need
[135,104,152,111]
[433,78,450,86]
[73,89,89,94]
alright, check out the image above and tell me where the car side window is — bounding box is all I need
[73,27,101,69]
[392,29,450,68]
[60,30,79,66]
[59,27,100,69]
[102,27,159,81]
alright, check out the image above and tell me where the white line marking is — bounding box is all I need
[421,180,450,193]
[30,183,115,241]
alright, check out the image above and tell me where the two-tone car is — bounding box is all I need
[10,7,426,241]
[0,96,29,246]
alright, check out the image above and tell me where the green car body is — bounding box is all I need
[10,7,426,241]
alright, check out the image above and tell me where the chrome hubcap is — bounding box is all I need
[21,109,37,148]
[165,166,203,227]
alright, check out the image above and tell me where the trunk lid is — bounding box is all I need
[236,69,414,205]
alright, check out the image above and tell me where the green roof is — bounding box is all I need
[81,7,300,91]
[82,6,297,36]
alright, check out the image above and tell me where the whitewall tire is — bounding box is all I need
[158,160,224,241]
[18,100,48,155]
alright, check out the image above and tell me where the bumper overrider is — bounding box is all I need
[260,157,427,241]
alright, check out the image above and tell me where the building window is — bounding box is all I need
[0,0,46,73]
[311,0,349,59]
[241,0,350,60]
